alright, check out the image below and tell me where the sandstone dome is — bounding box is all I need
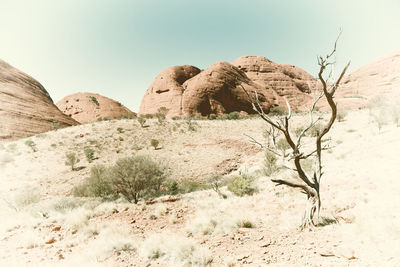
[139,65,201,116]
[139,56,318,118]
[56,92,136,123]
[0,59,78,141]
[332,51,400,109]
[231,56,316,110]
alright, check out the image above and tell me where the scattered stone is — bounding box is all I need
[45,237,55,244]
[52,226,61,232]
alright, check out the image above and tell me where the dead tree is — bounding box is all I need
[243,34,350,230]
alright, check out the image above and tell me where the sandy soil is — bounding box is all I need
[0,108,399,266]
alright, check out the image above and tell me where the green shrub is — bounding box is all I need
[73,165,114,198]
[208,114,217,120]
[117,127,124,133]
[65,152,80,171]
[227,173,256,197]
[171,116,181,120]
[163,179,179,195]
[74,156,165,203]
[269,106,287,116]
[179,178,209,193]
[219,114,230,120]
[24,140,37,152]
[138,116,147,127]
[109,156,165,203]
[228,111,240,120]
[206,175,227,198]
[84,147,95,163]
[144,114,154,119]
[89,96,100,106]
[263,151,279,176]
[150,139,159,149]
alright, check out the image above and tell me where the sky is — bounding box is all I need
[1,0,399,112]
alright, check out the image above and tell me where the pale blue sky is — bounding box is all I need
[1,0,399,112]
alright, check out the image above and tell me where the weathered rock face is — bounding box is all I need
[182,61,279,115]
[139,65,201,116]
[140,56,318,117]
[232,56,316,110]
[330,51,400,109]
[56,92,136,123]
[0,59,78,141]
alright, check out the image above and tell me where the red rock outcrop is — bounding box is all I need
[139,56,317,117]
[139,65,201,116]
[232,56,316,110]
[0,59,78,141]
[56,92,136,123]
[330,51,400,109]
[181,61,279,116]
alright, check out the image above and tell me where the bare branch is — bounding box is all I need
[271,179,311,194]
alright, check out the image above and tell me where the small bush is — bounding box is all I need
[227,173,256,197]
[269,106,287,116]
[109,156,165,203]
[163,179,179,195]
[219,114,230,120]
[208,113,217,120]
[24,140,38,152]
[171,116,181,120]
[206,175,227,198]
[84,147,95,163]
[150,139,159,149]
[74,156,165,203]
[263,151,279,176]
[73,165,114,198]
[179,178,209,193]
[89,96,100,106]
[65,152,80,171]
[138,116,147,127]
[228,111,240,120]
[117,127,124,133]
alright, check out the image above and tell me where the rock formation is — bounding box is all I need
[232,56,316,110]
[0,59,78,141]
[56,92,136,123]
[139,56,318,117]
[139,65,201,116]
[329,51,400,109]
[181,61,279,116]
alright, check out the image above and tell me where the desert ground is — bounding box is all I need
[0,105,400,266]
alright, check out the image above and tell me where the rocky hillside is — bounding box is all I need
[0,59,78,141]
[319,51,400,110]
[139,56,316,117]
[56,92,136,123]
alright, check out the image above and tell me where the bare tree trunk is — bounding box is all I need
[243,32,350,230]
[301,186,320,230]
